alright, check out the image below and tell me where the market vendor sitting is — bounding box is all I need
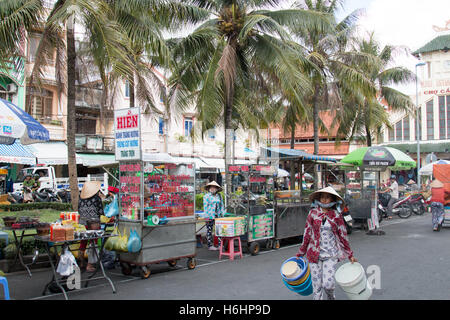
[78,181,104,272]
[203,181,225,251]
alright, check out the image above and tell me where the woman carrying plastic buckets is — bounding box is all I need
[295,187,357,300]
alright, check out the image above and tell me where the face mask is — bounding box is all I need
[317,201,336,208]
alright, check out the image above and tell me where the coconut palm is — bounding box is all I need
[106,0,208,113]
[26,0,135,210]
[335,32,415,146]
[168,0,331,194]
[0,0,43,69]
[288,0,375,188]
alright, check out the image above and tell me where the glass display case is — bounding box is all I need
[119,161,195,223]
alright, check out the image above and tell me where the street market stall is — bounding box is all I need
[260,147,338,241]
[223,163,276,255]
[340,146,416,230]
[117,157,197,278]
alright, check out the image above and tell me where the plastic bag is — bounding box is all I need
[105,195,119,218]
[127,229,142,253]
[115,228,129,252]
[56,247,78,276]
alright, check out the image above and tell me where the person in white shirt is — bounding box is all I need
[381,175,398,219]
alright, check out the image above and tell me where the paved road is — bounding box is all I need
[4,212,450,300]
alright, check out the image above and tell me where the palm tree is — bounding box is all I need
[288,0,375,188]
[28,0,135,210]
[168,0,331,194]
[336,33,415,146]
[0,0,43,70]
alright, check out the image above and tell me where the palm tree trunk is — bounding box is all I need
[290,123,295,190]
[67,16,79,210]
[312,83,320,190]
[224,102,233,196]
[365,125,372,146]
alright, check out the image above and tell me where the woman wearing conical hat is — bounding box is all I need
[296,186,357,300]
[78,181,104,272]
[203,181,225,251]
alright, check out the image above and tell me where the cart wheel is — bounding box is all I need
[265,239,273,250]
[187,258,197,270]
[120,262,132,276]
[273,240,280,250]
[167,260,177,267]
[249,242,260,256]
[140,266,151,279]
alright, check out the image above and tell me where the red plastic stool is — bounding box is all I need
[219,236,243,260]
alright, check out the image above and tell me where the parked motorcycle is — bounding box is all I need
[378,192,413,219]
[56,189,71,203]
[8,191,23,203]
[33,188,60,202]
[341,205,353,234]
[408,193,426,215]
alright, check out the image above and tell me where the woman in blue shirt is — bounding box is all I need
[203,181,225,250]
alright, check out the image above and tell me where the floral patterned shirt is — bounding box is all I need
[203,192,225,219]
[297,207,353,263]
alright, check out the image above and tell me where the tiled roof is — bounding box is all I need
[413,34,450,55]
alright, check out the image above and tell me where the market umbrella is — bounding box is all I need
[418,159,450,176]
[341,146,416,170]
[0,98,50,145]
[277,168,290,177]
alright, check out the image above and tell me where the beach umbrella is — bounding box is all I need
[0,98,50,145]
[419,159,450,176]
[341,146,416,170]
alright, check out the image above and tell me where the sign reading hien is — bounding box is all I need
[114,107,141,161]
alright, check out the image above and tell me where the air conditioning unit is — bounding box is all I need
[6,83,17,93]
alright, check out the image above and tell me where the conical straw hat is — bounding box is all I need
[80,181,102,199]
[407,179,416,185]
[205,181,222,192]
[309,186,345,204]
[430,179,444,188]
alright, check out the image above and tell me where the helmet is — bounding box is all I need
[390,175,396,179]
[34,174,40,178]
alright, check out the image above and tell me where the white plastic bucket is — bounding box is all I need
[335,262,372,300]
[344,280,373,300]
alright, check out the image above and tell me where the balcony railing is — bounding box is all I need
[75,86,103,110]
[75,134,114,153]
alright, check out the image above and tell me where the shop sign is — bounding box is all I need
[423,87,450,95]
[114,107,141,160]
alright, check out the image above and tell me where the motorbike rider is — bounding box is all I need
[32,174,41,192]
[380,175,399,219]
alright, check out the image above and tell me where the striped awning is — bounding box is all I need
[261,147,337,162]
[0,142,36,165]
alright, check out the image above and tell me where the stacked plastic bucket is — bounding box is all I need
[280,257,313,296]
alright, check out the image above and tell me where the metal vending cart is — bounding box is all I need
[225,163,276,255]
[273,190,309,244]
[344,169,380,230]
[117,157,197,279]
